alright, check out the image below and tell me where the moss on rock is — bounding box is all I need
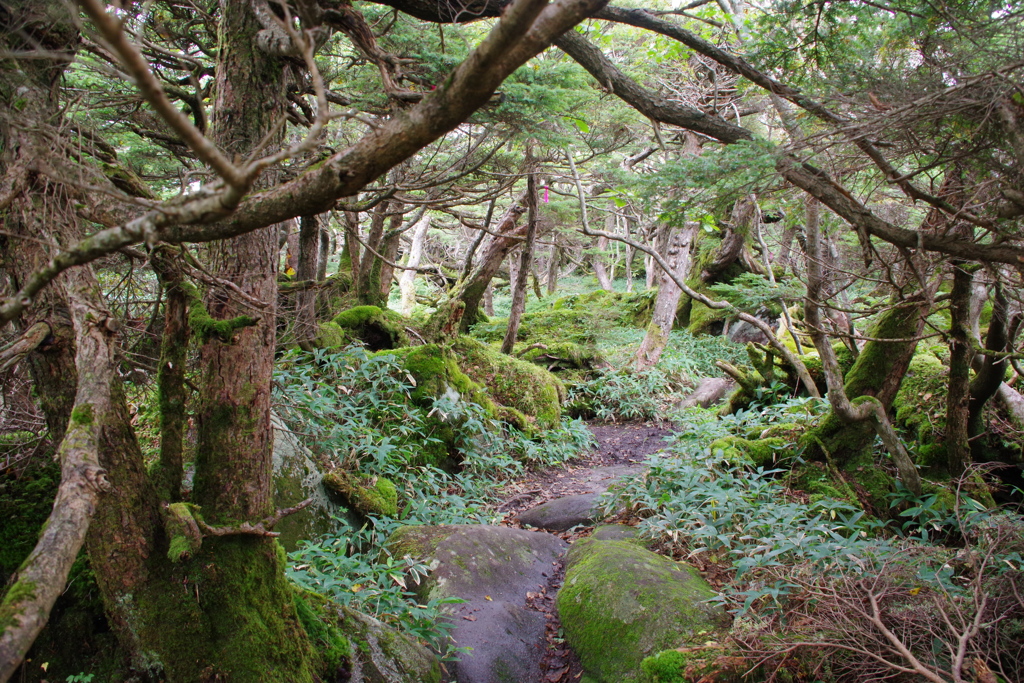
[453,337,564,430]
[557,538,731,683]
[708,436,786,468]
[312,321,350,349]
[893,350,948,448]
[323,471,398,518]
[333,305,409,351]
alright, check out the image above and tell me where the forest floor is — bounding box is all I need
[495,421,673,683]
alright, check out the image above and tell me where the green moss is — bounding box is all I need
[323,471,398,517]
[453,337,564,430]
[893,350,948,446]
[293,590,351,678]
[521,342,605,371]
[180,281,257,343]
[312,321,349,349]
[131,536,318,681]
[842,302,922,398]
[333,305,409,350]
[70,404,94,426]
[557,539,730,683]
[708,436,786,467]
[0,578,37,634]
[1,453,58,582]
[164,502,203,562]
[786,462,860,507]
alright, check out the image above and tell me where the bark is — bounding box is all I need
[704,196,756,281]
[150,250,189,500]
[0,269,115,683]
[501,173,540,354]
[376,208,406,303]
[967,284,1012,447]
[635,222,697,370]
[593,235,613,290]
[946,262,975,477]
[358,201,389,304]
[546,242,560,295]
[398,213,431,314]
[295,213,323,348]
[647,223,671,289]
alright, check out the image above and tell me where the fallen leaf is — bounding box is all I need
[485,595,493,601]
[546,666,568,681]
[462,615,477,621]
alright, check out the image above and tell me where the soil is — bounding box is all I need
[495,421,674,683]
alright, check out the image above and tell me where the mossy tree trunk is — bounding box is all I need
[50,2,320,679]
[967,282,1016,456]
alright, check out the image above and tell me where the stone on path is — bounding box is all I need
[590,524,639,542]
[516,493,601,531]
[386,524,566,683]
[556,537,731,683]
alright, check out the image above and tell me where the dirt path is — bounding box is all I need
[495,421,673,683]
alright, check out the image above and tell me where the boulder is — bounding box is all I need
[386,524,567,683]
[516,493,601,531]
[556,538,730,683]
[677,377,735,410]
[271,414,352,550]
[339,605,442,683]
[590,524,640,542]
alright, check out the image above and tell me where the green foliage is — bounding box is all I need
[287,519,465,655]
[276,345,594,650]
[708,273,805,315]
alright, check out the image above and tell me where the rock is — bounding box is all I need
[590,524,639,542]
[386,524,567,683]
[339,605,442,683]
[516,493,601,531]
[270,413,353,550]
[726,318,770,345]
[677,377,735,409]
[556,538,731,683]
[573,464,643,494]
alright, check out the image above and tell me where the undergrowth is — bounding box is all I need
[605,397,1024,681]
[273,345,594,653]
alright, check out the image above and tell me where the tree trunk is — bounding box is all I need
[634,222,697,370]
[546,242,560,295]
[375,206,406,305]
[399,213,431,314]
[501,174,539,354]
[946,262,975,477]
[593,235,613,290]
[357,201,389,305]
[295,213,323,348]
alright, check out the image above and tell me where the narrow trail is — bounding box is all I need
[495,422,673,683]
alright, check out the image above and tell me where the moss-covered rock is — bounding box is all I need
[557,538,731,683]
[521,342,606,372]
[323,470,398,518]
[333,305,409,350]
[294,590,440,683]
[893,349,948,449]
[640,646,760,683]
[708,436,786,468]
[453,337,565,430]
[271,414,353,550]
[312,321,350,349]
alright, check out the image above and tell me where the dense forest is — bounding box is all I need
[2,0,1024,681]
